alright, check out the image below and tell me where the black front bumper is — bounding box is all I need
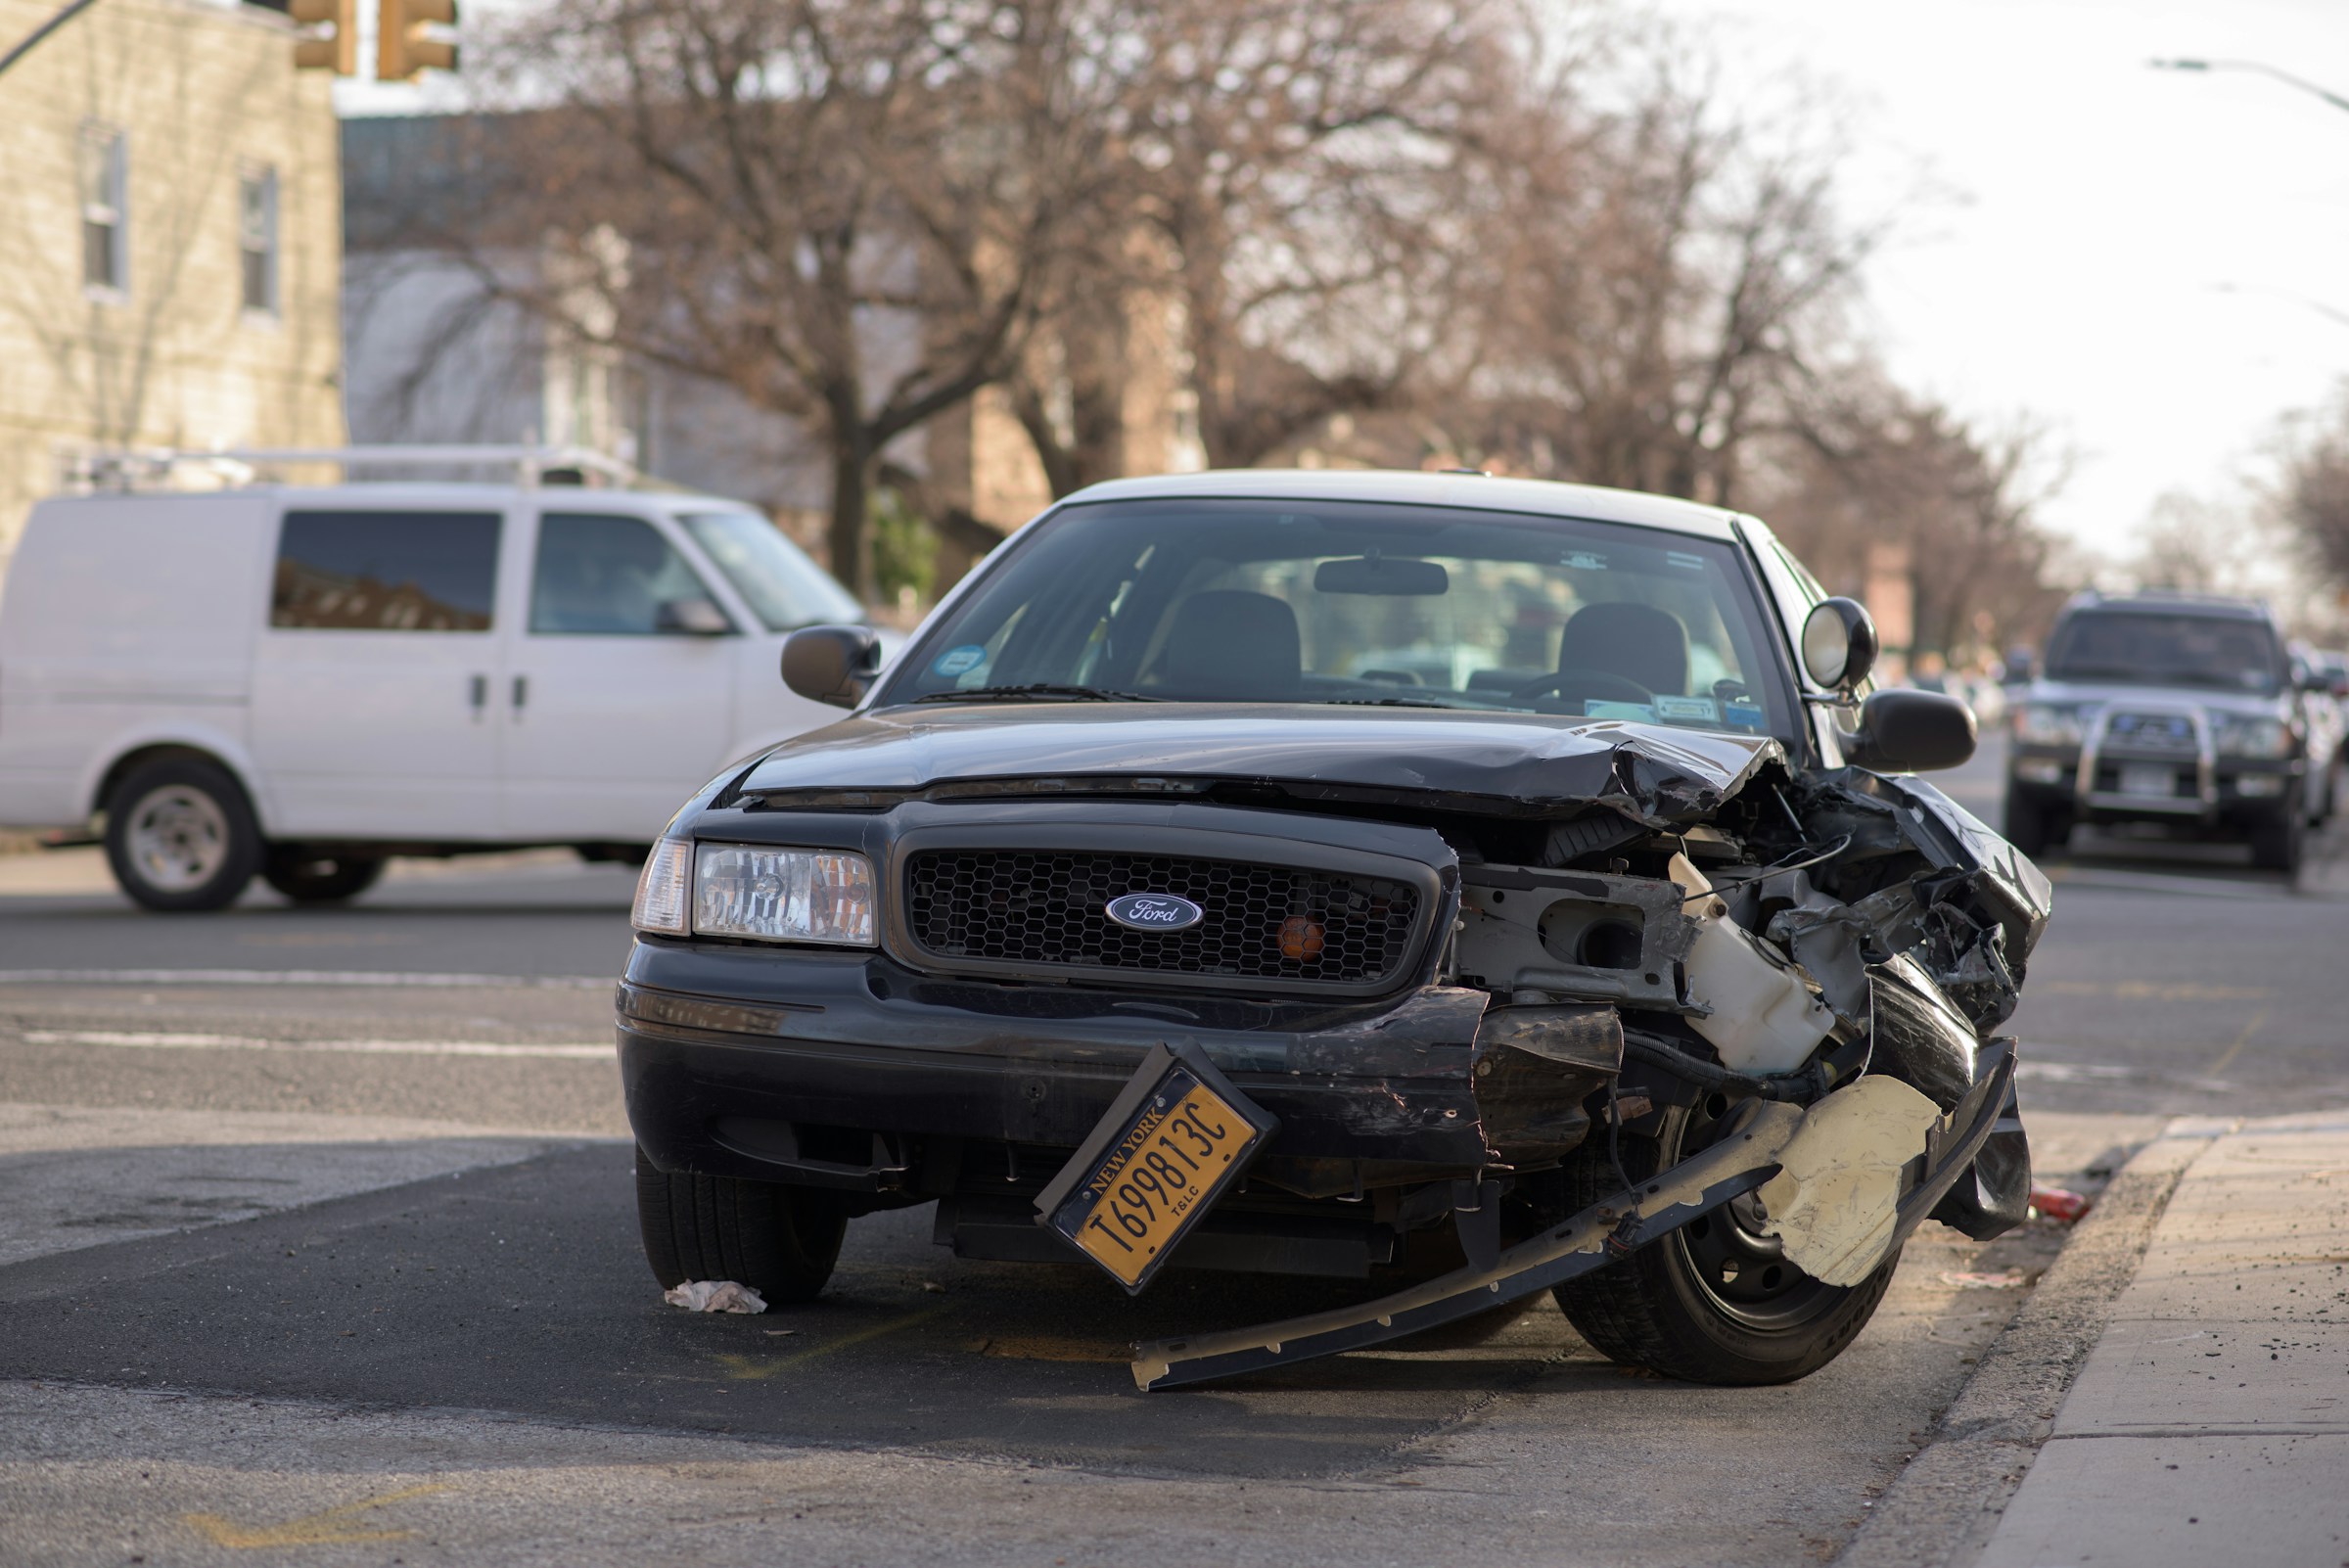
[617,942,1553,1202]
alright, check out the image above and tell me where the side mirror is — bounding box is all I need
[656,596,731,636]
[1800,598,1879,693]
[1843,688,1977,773]
[781,623,882,708]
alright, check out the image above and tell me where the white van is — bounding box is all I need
[0,452,878,910]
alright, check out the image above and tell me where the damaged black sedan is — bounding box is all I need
[620,471,2050,1390]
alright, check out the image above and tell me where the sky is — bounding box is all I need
[341,0,2349,563]
[1654,0,2349,563]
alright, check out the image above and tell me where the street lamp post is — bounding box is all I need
[2150,58,2349,115]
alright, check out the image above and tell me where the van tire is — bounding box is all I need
[262,849,387,904]
[634,1146,846,1306]
[103,757,263,913]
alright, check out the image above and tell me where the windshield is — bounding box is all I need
[876,497,1797,740]
[680,512,863,631]
[2046,610,2283,695]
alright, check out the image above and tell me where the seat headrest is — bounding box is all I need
[1557,601,1689,696]
[1159,590,1302,699]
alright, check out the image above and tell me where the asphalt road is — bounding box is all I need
[0,736,2339,1565]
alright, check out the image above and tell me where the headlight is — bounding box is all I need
[692,844,876,945]
[632,838,692,934]
[2012,703,2084,746]
[2214,715,2292,760]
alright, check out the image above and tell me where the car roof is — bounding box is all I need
[1058,469,1747,541]
[2062,590,2273,623]
[34,484,750,512]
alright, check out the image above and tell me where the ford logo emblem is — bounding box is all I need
[1105,892,1205,932]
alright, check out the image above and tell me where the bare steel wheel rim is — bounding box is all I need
[124,785,229,893]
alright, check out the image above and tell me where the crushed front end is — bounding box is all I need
[621,712,2050,1389]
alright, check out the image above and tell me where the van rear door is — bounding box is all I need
[249,505,507,840]
[497,505,738,843]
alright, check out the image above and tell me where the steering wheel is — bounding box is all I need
[1511,668,1658,707]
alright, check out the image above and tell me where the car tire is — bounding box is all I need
[1544,1094,1898,1385]
[103,756,264,913]
[634,1146,847,1305]
[262,849,387,904]
[2251,798,2306,874]
[2002,789,2063,860]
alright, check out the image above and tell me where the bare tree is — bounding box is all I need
[2279,386,2349,592]
[444,0,1128,593]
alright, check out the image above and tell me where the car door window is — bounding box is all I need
[271,511,501,631]
[530,513,719,635]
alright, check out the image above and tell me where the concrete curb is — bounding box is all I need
[1834,1125,2222,1568]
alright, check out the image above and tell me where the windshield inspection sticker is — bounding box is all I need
[1723,698,1767,731]
[1585,700,1658,722]
[1655,695,1719,723]
[932,644,988,678]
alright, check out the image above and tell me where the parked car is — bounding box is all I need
[2005,591,2326,871]
[0,450,877,909]
[618,469,2046,1393]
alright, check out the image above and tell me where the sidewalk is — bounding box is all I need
[1975,1111,2349,1568]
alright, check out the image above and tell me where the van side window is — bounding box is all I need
[271,511,501,631]
[530,514,719,635]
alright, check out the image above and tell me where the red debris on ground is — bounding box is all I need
[2030,1185,2092,1223]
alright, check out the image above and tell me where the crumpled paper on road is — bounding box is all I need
[663,1279,767,1314]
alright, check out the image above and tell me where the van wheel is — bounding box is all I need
[634,1146,846,1305]
[262,849,387,904]
[104,758,262,912]
[1546,1094,1898,1385]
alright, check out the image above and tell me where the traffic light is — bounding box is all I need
[377,0,458,81]
[290,0,357,73]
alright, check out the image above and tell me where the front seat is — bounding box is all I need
[1555,601,1689,695]
[1156,590,1303,699]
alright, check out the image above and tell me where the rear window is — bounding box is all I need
[2046,610,2283,695]
[271,511,502,631]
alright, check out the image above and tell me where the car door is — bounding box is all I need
[249,504,508,840]
[500,506,740,844]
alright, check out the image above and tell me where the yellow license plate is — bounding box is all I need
[1039,1051,1272,1293]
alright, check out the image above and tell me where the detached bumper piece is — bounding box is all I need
[1131,1042,2016,1392]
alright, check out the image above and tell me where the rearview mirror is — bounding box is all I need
[656,597,731,636]
[1843,688,1977,773]
[1313,555,1450,596]
[1800,598,1879,692]
[781,624,882,708]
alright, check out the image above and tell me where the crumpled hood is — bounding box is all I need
[735,703,1787,821]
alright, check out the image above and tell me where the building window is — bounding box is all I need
[239,166,279,316]
[79,126,127,296]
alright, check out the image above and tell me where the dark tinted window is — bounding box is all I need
[530,514,716,635]
[271,511,501,631]
[2046,610,2283,695]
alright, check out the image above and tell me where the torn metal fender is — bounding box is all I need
[1130,1100,1808,1392]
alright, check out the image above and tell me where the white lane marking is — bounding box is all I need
[0,969,609,990]
[20,1030,611,1059]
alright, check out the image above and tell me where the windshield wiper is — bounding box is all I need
[1318,695,1474,710]
[910,683,1165,704]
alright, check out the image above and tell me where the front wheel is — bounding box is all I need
[634,1147,846,1305]
[1547,1094,1898,1385]
[2002,787,2064,860]
[103,757,263,912]
[2250,797,2306,874]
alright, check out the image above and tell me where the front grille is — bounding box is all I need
[2105,712,2197,752]
[902,850,1422,988]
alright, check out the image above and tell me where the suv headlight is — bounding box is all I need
[2213,714,2292,760]
[631,841,878,945]
[2013,703,2084,746]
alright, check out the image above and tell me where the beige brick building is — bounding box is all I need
[0,0,345,572]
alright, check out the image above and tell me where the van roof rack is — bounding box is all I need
[61,444,641,491]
